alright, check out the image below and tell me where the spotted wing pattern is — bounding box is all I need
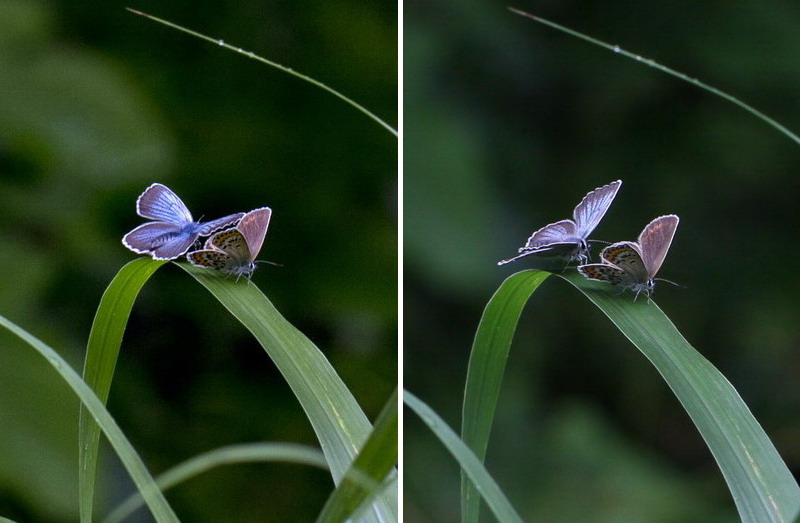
[187,234,249,277]
[599,242,648,284]
[577,264,627,285]
[188,207,272,278]
[205,228,250,263]
[186,249,234,271]
[578,215,680,300]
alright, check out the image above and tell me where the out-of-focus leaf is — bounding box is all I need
[0,314,178,522]
[104,442,328,523]
[317,388,398,523]
[405,391,523,523]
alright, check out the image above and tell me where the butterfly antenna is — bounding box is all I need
[256,259,283,268]
[654,277,685,288]
[588,239,611,245]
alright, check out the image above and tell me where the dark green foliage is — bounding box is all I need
[0,1,396,520]
[405,2,800,520]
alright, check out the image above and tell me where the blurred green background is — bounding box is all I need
[0,0,396,520]
[405,1,800,521]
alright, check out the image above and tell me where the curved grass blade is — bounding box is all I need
[0,315,178,522]
[0,516,19,523]
[179,264,396,520]
[79,257,167,523]
[405,390,523,523]
[317,388,398,523]
[556,270,800,522]
[508,7,800,147]
[125,8,397,137]
[104,442,328,523]
[472,269,800,522]
[460,270,550,523]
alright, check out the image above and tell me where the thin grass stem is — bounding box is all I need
[508,7,800,147]
[125,8,397,137]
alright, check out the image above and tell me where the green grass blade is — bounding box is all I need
[125,8,397,137]
[556,270,800,522]
[79,257,166,523]
[475,270,800,521]
[405,391,523,523]
[104,442,328,523]
[0,315,178,522]
[180,264,397,518]
[0,517,19,523]
[317,388,398,523]
[460,270,550,523]
[508,7,800,147]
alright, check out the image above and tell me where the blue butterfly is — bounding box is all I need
[122,183,244,260]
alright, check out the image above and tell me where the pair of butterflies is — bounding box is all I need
[122,183,271,278]
[498,180,679,299]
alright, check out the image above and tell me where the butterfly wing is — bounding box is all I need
[637,214,679,278]
[199,227,257,277]
[499,220,583,265]
[523,219,578,250]
[122,222,182,254]
[122,221,198,260]
[578,263,628,286]
[600,242,649,284]
[197,212,245,237]
[236,207,271,260]
[150,232,198,260]
[187,249,234,271]
[206,228,251,262]
[572,180,622,239]
[497,243,573,265]
[136,183,194,225]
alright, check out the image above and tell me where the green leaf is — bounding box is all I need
[464,269,800,523]
[0,314,177,522]
[405,390,523,523]
[104,442,328,523]
[558,270,800,522]
[460,270,550,523]
[180,263,396,520]
[79,257,167,523]
[317,388,398,523]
